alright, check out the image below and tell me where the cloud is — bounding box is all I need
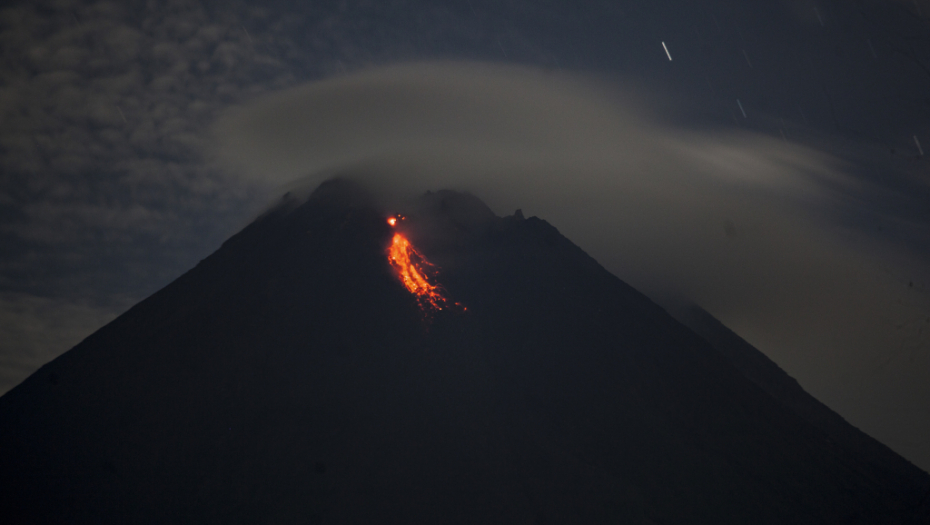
[212,61,930,470]
[0,0,292,302]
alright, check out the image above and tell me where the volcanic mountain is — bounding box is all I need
[1,180,928,524]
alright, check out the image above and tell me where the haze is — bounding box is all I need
[214,61,930,470]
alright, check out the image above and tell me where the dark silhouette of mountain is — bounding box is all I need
[1,179,928,524]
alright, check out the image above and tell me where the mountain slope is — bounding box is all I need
[669,302,927,482]
[1,180,927,524]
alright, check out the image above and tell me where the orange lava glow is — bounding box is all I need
[387,229,462,314]
[387,217,397,226]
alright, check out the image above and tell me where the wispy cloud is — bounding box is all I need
[0,0,301,302]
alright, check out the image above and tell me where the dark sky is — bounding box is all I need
[1,0,929,470]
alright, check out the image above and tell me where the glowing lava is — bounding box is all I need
[387,217,462,314]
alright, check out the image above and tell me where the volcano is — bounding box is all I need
[1,180,928,524]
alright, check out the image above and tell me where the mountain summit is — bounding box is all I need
[1,180,928,524]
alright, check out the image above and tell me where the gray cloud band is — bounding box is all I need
[214,61,930,470]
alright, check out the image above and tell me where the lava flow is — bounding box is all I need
[386,216,462,315]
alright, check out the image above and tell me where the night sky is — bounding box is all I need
[1,0,929,471]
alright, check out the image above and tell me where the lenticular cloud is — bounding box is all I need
[212,61,930,469]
